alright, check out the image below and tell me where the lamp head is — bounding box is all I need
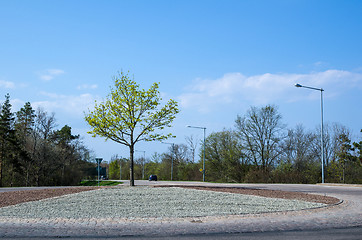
[295,83,303,88]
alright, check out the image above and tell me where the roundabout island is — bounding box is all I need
[0,181,361,239]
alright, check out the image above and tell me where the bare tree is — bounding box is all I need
[235,105,285,171]
[281,124,318,166]
[185,135,198,163]
[32,108,57,186]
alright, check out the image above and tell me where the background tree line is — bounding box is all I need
[2,91,360,186]
[0,94,94,187]
[109,105,361,184]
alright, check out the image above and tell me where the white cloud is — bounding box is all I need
[0,80,15,89]
[179,70,362,113]
[33,92,96,117]
[77,84,98,90]
[37,69,65,81]
[9,98,25,111]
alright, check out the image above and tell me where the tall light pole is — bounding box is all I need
[135,150,145,179]
[187,125,206,182]
[95,158,103,187]
[295,83,325,183]
[119,158,122,181]
[162,142,175,180]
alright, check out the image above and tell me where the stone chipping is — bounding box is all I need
[0,186,327,219]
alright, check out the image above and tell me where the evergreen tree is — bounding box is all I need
[14,102,36,186]
[15,102,36,139]
[335,133,354,183]
[353,129,362,165]
[0,94,16,187]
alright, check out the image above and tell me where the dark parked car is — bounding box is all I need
[149,175,157,181]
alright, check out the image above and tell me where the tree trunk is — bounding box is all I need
[129,145,135,186]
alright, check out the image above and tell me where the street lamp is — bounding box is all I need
[295,83,325,183]
[119,158,122,181]
[162,142,175,180]
[135,150,145,179]
[187,125,206,182]
[95,158,103,187]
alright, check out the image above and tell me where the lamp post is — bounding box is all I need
[135,150,145,179]
[162,142,175,180]
[295,83,325,183]
[119,158,122,181]
[95,158,103,187]
[187,125,206,182]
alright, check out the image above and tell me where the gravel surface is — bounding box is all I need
[0,186,328,219]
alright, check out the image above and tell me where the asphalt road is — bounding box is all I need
[123,179,362,193]
[132,227,362,240]
[2,227,361,240]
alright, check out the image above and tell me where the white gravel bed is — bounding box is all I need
[0,187,326,219]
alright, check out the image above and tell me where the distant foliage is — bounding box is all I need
[1,91,360,185]
[108,105,361,184]
[0,94,94,187]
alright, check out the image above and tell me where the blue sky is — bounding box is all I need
[1,0,362,162]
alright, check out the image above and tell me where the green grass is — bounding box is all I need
[79,180,121,186]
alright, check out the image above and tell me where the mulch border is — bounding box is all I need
[0,187,99,208]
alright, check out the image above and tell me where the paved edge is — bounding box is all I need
[317,183,362,187]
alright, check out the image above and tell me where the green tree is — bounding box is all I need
[109,158,120,180]
[52,125,79,145]
[348,129,362,183]
[144,152,162,179]
[353,129,362,165]
[204,129,245,182]
[15,102,36,138]
[84,71,179,186]
[334,133,354,183]
[51,125,81,185]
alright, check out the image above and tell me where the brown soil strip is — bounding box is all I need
[0,187,99,208]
